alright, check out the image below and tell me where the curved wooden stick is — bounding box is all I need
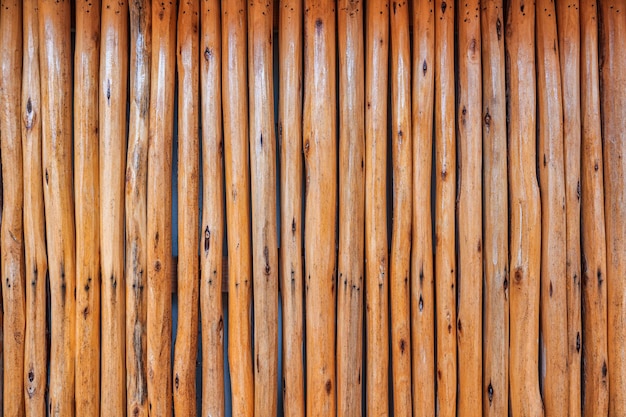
[411,1,435,414]
[1,1,25,415]
[279,0,305,416]
[201,1,225,416]
[126,1,150,415]
[336,0,364,415]
[304,1,337,415]
[74,0,101,414]
[173,1,200,415]
[580,1,609,414]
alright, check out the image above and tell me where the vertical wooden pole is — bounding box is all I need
[38,1,76,415]
[222,1,254,415]
[74,0,100,415]
[599,2,626,416]
[279,2,305,416]
[0,1,25,415]
[556,2,582,416]
[126,1,150,416]
[303,1,337,415]
[505,1,543,416]
[480,0,508,415]
[100,1,128,415]
[22,0,48,415]
[173,1,200,416]
[434,0,456,415]
[201,0,225,415]
[389,1,412,415]
[147,1,176,415]
[457,1,482,416]
[336,0,364,415]
[580,1,609,414]
[411,1,435,415]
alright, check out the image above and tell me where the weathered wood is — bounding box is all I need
[481,1,508,415]
[389,1,411,415]
[505,0,543,416]
[147,0,176,415]
[580,1,609,415]
[74,0,101,414]
[200,0,225,416]
[411,1,435,415]
[336,0,364,415]
[278,0,305,416]
[38,0,76,415]
[222,1,254,415]
[126,1,150,415]
[22,1,49,415]
[303,1,337,415]
[599,2,626,415]
[173,1,200,416]
[0,1,25,415]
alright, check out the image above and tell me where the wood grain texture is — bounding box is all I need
[411,1,436,415]
[74,0,101,415]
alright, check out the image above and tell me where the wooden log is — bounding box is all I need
[173,1,200,416]
[411,1,435,414]
[200,1,225,416]
[580,1,609,414]
[248,1,279,415]
[457,1,482,416]
[556,2,582,416]
[38,0,76,415]
[389,1,411,415]
[22,0,49,415]
[222,1,254,415]
[336,0,364,416]
[0,1,25,415]
[505,1,543,416]
[147,0,176,415]
[480,0,508,415]
[434,0,456,415]
[126,1,150,415]
[599,2,626,415]
[74,0,101,415]
[278,0,305,416]
[100,1,128,415]
[303,1,337,415]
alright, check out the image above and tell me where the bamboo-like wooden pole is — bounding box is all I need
[480,1,508,415]
[248,1,279,414]
[580,1,609,414]
[505,1,543,416]
[222,1,254,415]
[38,1,76,415]
[457,1,482,416]
[336,0,364,415]
[389,1,411,415]
[126,1,150,416]
[365,0,389,414]
[537,1,569,413]
[600,2,626,415]
[147,1,176,415]
[74,0,100,414]
[434,0,456,415]
[411,2,435,415]
[279,1,304,416]
[0,1,25,415]
[173,1,200,416]
[201,1,225,415]
[100,2,128,415]
[556,2,582,416]
[22,1,48,415]
[304,1,337,415]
